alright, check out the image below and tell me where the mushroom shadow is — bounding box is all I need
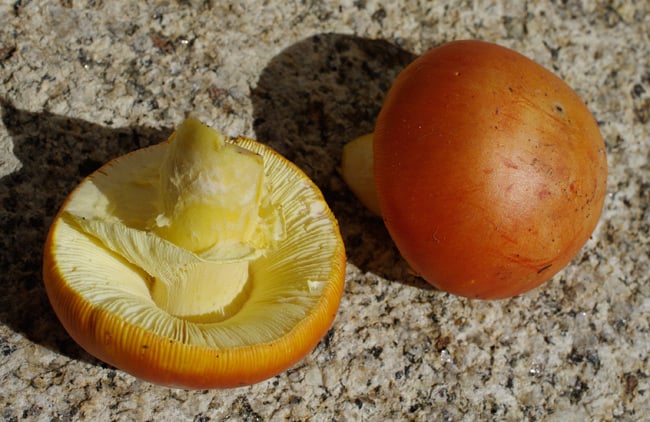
[251,33,430,288]
[0,99,172,363]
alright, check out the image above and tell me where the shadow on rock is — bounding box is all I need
[252,33,430,288]
[0,99,172,363]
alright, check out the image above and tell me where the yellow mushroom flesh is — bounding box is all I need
[67,118,272,322]
[150,118,266,320]
[59,118,294,329]
[154,119,265,252]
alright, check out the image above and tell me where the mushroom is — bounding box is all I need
[43,118,346,389]
[341,40,607,299]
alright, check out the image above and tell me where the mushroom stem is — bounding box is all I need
[151,118,265,321]
[154,118,265,253]
[341,133,382,216]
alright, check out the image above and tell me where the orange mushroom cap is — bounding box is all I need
[43,123,346,388]
[373,40,607,299]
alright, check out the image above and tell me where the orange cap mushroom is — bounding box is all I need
[342,40,607,299]
[43,117,346,388]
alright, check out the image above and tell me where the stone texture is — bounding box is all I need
[1,0,648,420]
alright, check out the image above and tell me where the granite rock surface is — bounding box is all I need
[1,1,649,420]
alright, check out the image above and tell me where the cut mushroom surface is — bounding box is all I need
[43,119,346,389]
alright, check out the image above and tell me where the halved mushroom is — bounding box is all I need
[43,118,346,389]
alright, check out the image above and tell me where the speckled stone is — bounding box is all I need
[1,1,649,420]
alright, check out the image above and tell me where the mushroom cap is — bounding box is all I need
[373,40,607,299]
[43,136,346,389]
